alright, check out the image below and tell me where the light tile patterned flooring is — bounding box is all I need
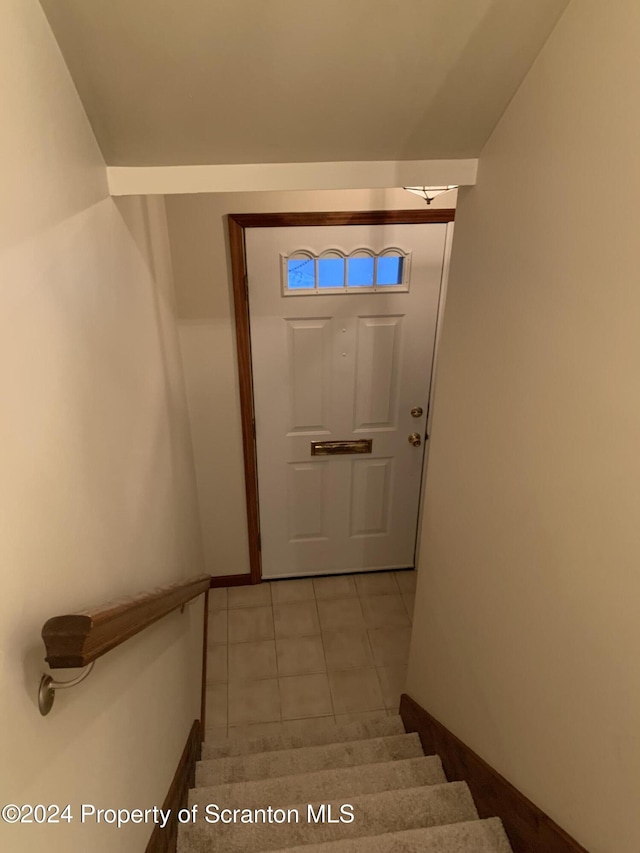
[206,570,416,740]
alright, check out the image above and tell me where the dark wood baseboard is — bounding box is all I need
[400,695,589,853]
[200,591,209,731]
[210,573,253,588]
[145,720,201,853]
[210,568,414,589]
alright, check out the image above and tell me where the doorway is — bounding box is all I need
[228,210,455,581]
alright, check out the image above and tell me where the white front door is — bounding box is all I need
[246,223,449,579]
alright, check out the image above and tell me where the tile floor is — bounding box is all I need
[205,570,416,740]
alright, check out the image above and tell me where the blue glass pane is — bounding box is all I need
[287,257,315,290]
[318,257,345,288]
[377,255,404,285]
[348,256,374,287]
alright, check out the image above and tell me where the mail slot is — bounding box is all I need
[310,439,373,456]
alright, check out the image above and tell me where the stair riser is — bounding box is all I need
[178,783,478,853]
[203,717,405,760]
[264,818,513,853]
[196,734,422,787]
[190,756,445,810]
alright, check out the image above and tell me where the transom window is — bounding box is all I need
[282,248,411,295]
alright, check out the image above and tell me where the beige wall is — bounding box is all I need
[166,189,456,576]
[406,2,640,851]
[0,3,204,851]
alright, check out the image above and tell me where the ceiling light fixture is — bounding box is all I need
[403,185,458,205]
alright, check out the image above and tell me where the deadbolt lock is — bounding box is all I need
[408,432,422,447]
[410,407,423,418]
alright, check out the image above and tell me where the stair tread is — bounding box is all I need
[265,818,513,853]
[178,782,478,853]
[196,733,423,787]
[189,755,446,810]
[203,716,404,760]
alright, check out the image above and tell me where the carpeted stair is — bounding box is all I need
[178,715,513,853]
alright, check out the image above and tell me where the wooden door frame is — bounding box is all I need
[228,209,456,584]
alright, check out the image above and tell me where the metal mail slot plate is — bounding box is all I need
[311,439,373,456]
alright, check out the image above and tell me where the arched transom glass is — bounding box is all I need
[282,248,410,295]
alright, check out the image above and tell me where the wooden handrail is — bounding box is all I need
[42,574,211,669]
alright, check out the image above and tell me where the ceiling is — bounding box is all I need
[41,0,569,167]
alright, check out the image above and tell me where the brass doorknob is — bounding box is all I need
[408,432,422,447]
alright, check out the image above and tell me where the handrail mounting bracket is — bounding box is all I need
[38,662,95,716]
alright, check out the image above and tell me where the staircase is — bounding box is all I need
[178,714,513,853]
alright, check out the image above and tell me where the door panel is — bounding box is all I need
[350,458,393,537]
[287,463,327,541]
[354,316,402,430]
[246,223,448,578]
[286,319,332,432]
